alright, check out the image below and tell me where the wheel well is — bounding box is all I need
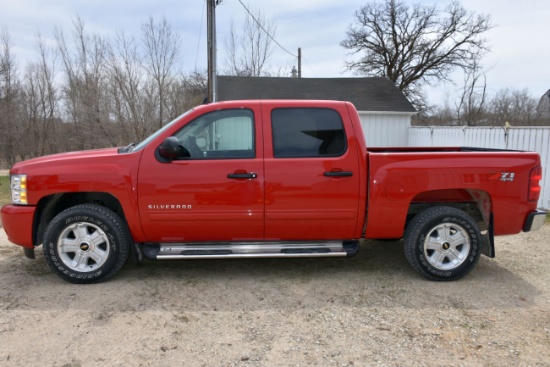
[407,202,485,230]
[405,189,494,257]
[406,189,492,231]
[34,192,126,247]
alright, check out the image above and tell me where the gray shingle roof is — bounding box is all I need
[216,76,416,113]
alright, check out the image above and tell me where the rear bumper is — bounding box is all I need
[523,210,546,232]
[1,204,36,248]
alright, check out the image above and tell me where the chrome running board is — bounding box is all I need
[142,241,359,260]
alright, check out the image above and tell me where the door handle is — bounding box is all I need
[227,172,257,179]
[324,171,353,177]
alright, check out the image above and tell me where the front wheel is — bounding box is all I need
[43,204,130,284]
[403,206,482,281]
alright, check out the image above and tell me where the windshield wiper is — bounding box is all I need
[118,142,137,154]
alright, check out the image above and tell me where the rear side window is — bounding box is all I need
[271,108,347,158]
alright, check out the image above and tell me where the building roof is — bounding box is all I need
[537,89,550,117]
[216,76,416,113]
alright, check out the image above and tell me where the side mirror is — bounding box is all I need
[158,137,182,158]
[156,137,190,162]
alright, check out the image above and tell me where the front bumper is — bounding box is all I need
[1,204,36,248]
[523,210,547,232]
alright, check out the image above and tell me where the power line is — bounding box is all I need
[237,0,297,58]
[302,57,318,78]
[194,0,206,71]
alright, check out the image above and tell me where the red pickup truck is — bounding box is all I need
[1,100,545,283]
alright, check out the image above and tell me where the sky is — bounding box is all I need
[1,0,549,107]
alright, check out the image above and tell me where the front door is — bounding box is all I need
[138,107,264,242]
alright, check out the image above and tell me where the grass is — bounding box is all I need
[0,175,9,207]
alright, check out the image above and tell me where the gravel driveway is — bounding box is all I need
[0,226,549,366]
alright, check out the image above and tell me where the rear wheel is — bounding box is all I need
[403,206,482,281]
[43,204,130,284]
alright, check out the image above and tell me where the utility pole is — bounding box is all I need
[298,47,302,78]
[207,0,219,102]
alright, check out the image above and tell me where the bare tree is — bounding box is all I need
[341,0,493,112]
[224,8,277,77]
[488,88,539,126]
[0,28,16,108]
[107,32,152,142]
[0,28,25,165]
[455,61,488,126]
[163,70,207,119]
[22,33,60,156]
[141,16,181,129]
[185,70,208,102]
[414,95,456,126]
[55,17,114,149]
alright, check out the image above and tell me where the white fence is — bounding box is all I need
[409,126,550,210]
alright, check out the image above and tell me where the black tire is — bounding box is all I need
[403,206,482,281]
[42,204,130,284]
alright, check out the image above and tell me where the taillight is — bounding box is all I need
[528,166,542,202]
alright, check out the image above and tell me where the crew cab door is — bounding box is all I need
[262,103,362,240]
[137,107,264,242]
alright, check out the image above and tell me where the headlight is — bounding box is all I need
[10,174,28,205]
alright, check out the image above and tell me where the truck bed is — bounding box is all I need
[365,147,541,239]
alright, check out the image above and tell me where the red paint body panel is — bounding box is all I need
[4,147,147,244]
[365,151,541,238]
[1,205,35,248]
[0,100,542,251]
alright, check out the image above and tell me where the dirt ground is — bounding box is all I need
[0,225,549,367]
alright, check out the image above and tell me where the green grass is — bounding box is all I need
[0,175,9,207]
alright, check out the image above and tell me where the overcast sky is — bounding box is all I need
[1,0,549,107]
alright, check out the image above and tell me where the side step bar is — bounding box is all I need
[142,240,359,261]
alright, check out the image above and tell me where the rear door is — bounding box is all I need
[262,102,362,240]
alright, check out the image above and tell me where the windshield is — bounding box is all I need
[131,109,194,152]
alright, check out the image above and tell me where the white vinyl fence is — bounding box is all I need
[409,126,550,210]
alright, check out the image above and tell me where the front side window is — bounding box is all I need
[271,108,347,158]
[173,109,255,159]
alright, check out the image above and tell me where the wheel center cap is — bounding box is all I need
[442,242,450,250]
[80,242,90,251]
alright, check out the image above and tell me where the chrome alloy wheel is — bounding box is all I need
[423,223,471,271]
[57,222,111,272]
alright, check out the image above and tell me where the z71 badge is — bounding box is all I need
[489,172,515,182]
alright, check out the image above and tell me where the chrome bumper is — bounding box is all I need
[523,210,547,232]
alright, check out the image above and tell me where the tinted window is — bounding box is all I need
[174,109,254,159]
[271,108,346,158]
